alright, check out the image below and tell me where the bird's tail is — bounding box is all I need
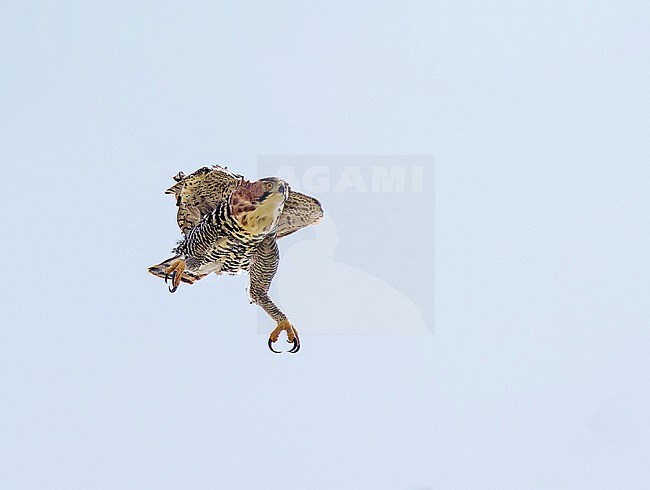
[147,255,205,285]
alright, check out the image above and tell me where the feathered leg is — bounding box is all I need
[249,235,300,353]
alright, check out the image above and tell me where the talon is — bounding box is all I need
[168,271,178,293]
[267,320,300,354]
[268,338,282,354]
[288,338,300,354]
[163,259,186,294]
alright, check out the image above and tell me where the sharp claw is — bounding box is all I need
[288,339,300,354]
[164,273,169,284]
[168,271,178,293]
[268,338,282,354]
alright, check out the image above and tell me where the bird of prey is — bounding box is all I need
[148,166,323,353]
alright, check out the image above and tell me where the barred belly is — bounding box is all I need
[176,200,270,275]
[205,234,263,274]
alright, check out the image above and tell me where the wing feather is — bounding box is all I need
[277,190,323,239]
[165,166,243,233]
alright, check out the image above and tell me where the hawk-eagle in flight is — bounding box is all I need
[148,166,323,353]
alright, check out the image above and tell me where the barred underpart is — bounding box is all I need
[175,200,266,274]
[248,235,287,323]
[149,165,324,353]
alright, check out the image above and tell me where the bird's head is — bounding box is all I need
[230,177,289,235]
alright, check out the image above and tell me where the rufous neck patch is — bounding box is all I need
[231,180,265,204]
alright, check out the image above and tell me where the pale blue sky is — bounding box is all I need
[2,1,649,489]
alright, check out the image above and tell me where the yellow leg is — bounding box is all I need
[164,258,186,293]
[268,319,300,354]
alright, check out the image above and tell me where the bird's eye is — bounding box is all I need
[265,182,273,190]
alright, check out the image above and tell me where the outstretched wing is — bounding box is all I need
[277,190,323,239]
[165,166,243,234]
